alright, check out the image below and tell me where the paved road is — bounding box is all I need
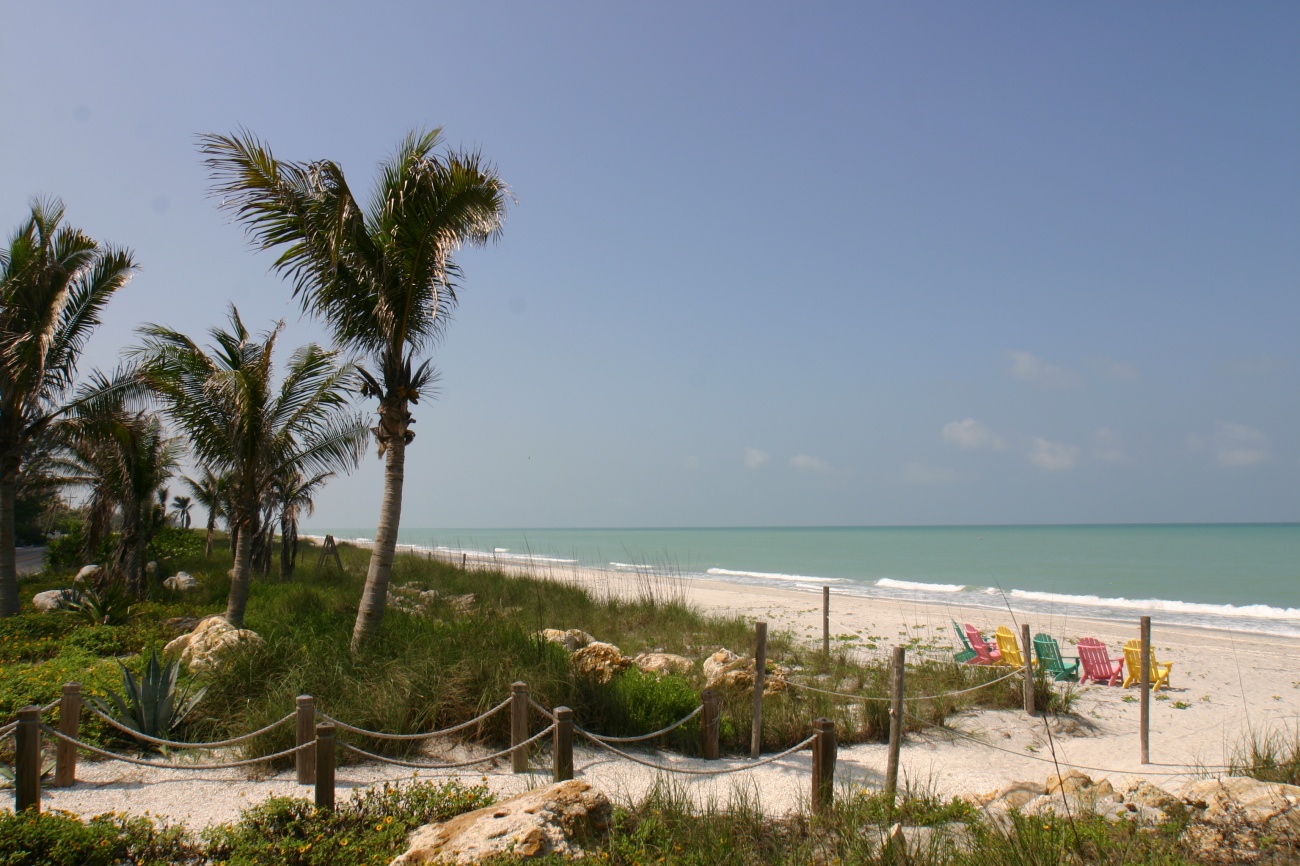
[16,546,46,575]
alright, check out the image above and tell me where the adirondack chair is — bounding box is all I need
[1033,633,1080,681]
[950,620,977,664]
[1076,637,1123,686]
[994,626,1036,669]
[963,623,1002,665]
[1122,639,1174,690]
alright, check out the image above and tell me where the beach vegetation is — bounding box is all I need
[89,649,206,745]
[0,199,137,617]
[199,128,509,651]
[130,307,369,628]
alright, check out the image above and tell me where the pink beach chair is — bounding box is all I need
[1077,637,1124,686]
[963,624,1003,665]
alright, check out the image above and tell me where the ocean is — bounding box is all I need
[304,524,1300,637]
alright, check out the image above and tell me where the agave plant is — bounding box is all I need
[67,580,133,626]
[90,650,206,743]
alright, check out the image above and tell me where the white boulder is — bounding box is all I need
[163,572,200,591]
[163,615,263,675]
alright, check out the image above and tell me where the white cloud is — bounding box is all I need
[790,454,831,473]
[743,448,770,469]
[1092,426,1126,464]
[1008,351,1083,389]
[900,462,970,485]
[1092,357,1139,380]
[1029,437,1080,471]
[1211,421,1269,467]
[941,418,1007,450]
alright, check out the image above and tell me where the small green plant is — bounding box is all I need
[89,650,206,744]
[1123,694,1138,703]
[1172,700,1191,709]
[0,808,195,865]
[68,582,134,626]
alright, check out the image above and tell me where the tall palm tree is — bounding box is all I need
[272,467,330,580]
[182,468,225,557]
[132,306,368,627]
[53,382,179,597]
[200,128,509,649]
[0,199,136,616]
[171,495,193,529]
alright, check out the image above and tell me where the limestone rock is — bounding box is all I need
[164,615,263,675]
[571,641,633,684]
[145,561,159,577]
[393,780,612,863]
[634,652,694,676]
[882,822,975,857]
[1047,770,1114,802]
[74,565,103,584]
[164,616,200,634]
[1123,780,1183,820]
[702,649,740,681]
[163,572,199,591]
[1181,776,1300,829]
[538,629,597,652]
[702,649,788,695]
[32,589,71,612]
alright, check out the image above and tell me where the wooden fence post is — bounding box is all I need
[1021,623,1035,715]
[314,722,335,810]
[296,696,316,784]
[553,706,574,782]
[885,646,905,799]
[54,683,81,787]
[1140,616,1151,764]
[811,717,837,814]
[700,690,719,760]
[511,682,530,772]
[15,705,41,813]
[822,586,830,657]
[750,621,768,759]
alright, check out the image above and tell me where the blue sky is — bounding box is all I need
[3,2,1296,528]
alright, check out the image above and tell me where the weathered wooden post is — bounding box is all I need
[811,717,837,813]
[15,705,41,813]
[314,722,335,810]
[1021,623,1035,715]
[511,682,530,772]
[750,621,768,759]
[822,586,830,657]
[885,646,905,799]
[1140,616,1151,764]
[54,683,81,787]
[553,706,574,782]
[700,690,720,760]
[296,695,316,784]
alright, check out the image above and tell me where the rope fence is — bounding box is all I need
[337,724,555,770]
[41,726,313,771]
[579,731,817,777]
[85,706,296,750]
[318,696,512,741]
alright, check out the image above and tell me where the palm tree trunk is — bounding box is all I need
[351,425,406,651]
[205,510,215,558]
[279,509,292,580]
[0,466,19,617]
[225,516,254,627]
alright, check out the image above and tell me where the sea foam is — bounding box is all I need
[706,567,845,583]
[876,577,966,593]
[1007,589,1300,621]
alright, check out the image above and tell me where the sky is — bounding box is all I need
[3,2,1297,529]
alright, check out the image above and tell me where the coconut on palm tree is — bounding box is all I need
[0,199,137,616]
[132,306,368,627]
[200,128,509,649]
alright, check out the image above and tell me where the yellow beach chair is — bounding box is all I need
[1122,639,1173,690]
[994,626,1036,669]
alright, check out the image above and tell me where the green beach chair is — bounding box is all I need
[951,620,977,664]
[1033,633,1080,682]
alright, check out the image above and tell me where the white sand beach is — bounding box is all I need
[26,549,1300,828]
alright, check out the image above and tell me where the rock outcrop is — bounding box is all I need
[74,565,103,584]
[162,571,199,591]
[32,589,71,612]
[633,652,693,676]
[393,780,612,863]
[163,615,263,675]
[537,629,596,652]
[701,648,787,694]
[571,641,634,684]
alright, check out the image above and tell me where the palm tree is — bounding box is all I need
[53,383,179,597]
[171,495,193,529]
[200,128,509,649]
[132,306,368,627]
[0,199,137,616]
[182,469,225,557]
[272,468,330,579]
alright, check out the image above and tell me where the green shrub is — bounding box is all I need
[201,779,492,866]
[0,809,196,866]
[90,651,206,746]
[147,526,204,563]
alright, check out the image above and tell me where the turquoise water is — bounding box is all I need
[305,524,1300,636]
